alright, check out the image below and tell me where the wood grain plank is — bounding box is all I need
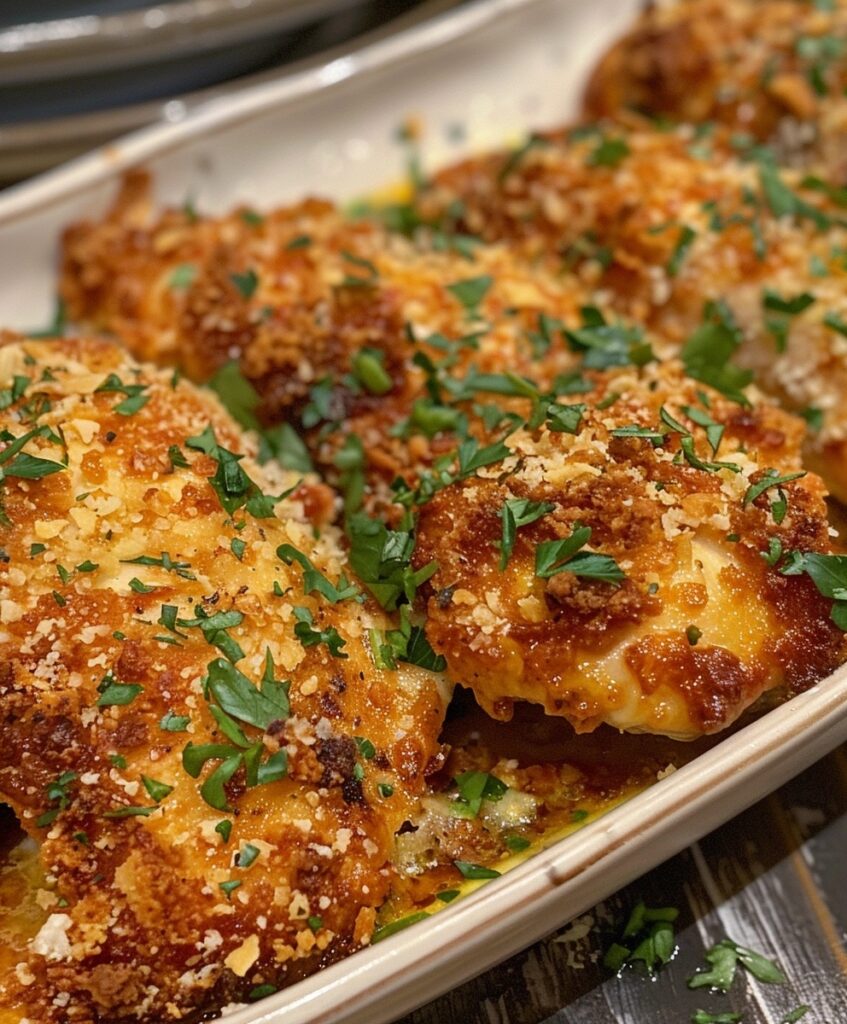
[394,748,847,1024]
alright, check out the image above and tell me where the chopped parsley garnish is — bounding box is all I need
[208,361,261,431]
[780,1009,810,1024]
[587,136,630,168]
[215,820,232,843]
[240,208,265,227]
[499,498,555,569]
[352,348,393,395]
[348,513,436,611]
[292,606,348,658]
[762,536,783,567]
[355,737,376,760]
[546,402,586,434]
[340,249,379,288]
[498,132,548,182]
[446,275,493,313]
[277,544,362,604]
[369,607,447,673]
[759,160,831,229]
[94,373,150,416]
[141,775,174,802]
[604,901,679,975]
[219,879,242,898]
[160,710,190,732]
[96,675,143,707]
[121,551,195,580]
[565,306,652,369]
[230,268,259,299]
[128,578,157,594]
[206,652,290,730]
[682,300,752,404]
[186,424,290,519]
[103,805,157,818]
[168,444,189,469]
[372,912,429,944]
[0,374,30,411]
[535,525,624,585]
[763,289,815,351]
[688,939,785,991]
[168,263,197,290]
[248,984,277,1001]
[36,770,77,827]
[801,406,824,432]
[453,860,501,880]
[668,225,697,277]
[230,538,246,560]
[780,551,847,628]
[824,310,847,338]
[0,424,66,481]
[237,842,260,868]
[451,770,507,818]
[743,469,805,521]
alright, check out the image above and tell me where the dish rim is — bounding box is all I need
[2,1,847,1021]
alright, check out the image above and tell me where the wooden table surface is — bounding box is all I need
[396,746,847,1024]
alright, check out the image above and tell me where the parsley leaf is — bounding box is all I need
[454,860,501,880]
[499,497,555,569]
[292,606,348,658]
[277,544,362,604]
[452,771,507,818]
[780,551,847,628]
[352,348,393,395]
[565,307,651,369]
[588,136,630,168]
[94,373,150,416]
[230,268,259,299]
[186,424,288,519]
[682,301,752,404]
[535,525,624,585]
[206,653,290,731]
[208,361,260,431]
[348,513,436,610]
[446,275,493,312]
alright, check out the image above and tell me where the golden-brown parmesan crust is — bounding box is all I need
[416,126,847,501]
[59,173,588,511]
[413,362,843,737]
[584,0,847,180]
[0,337,450,1023]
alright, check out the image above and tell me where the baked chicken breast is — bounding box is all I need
[0,337,450,1023]
[415,125,847,501]
[585,0,847,181]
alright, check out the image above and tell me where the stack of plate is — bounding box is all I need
[0,0,445,183]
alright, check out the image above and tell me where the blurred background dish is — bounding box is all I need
[0,0,457,183]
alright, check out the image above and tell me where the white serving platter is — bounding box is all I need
[1,1,847,1022]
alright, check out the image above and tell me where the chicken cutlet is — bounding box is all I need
[59,171,586,511]
[57,174,847,740]
[0,336,450,1023]
[411,360,845,738]
[585,0,847,181]
[415,125,847,501]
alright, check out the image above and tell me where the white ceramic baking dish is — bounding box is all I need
[1,1,846,1022]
